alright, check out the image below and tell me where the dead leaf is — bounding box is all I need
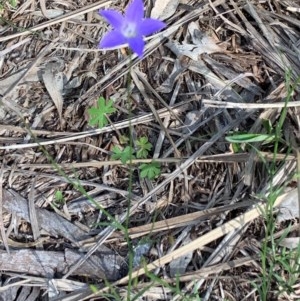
[31,9,65,18]
[278,237,300,249]
[276,189,299,223]
[157,59,186,93]
[166,24,225,61]
[133,241,151,268]
[0,66,40,96]
[151,0,179,21]
[64,71,97,92]
[42,62,64,125]
[165,38,224,61]
[169,235,193,277]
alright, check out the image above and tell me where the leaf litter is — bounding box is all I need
[0,0,300,300]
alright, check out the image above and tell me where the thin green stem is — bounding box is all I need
[259,70,300,300]
[124,50,135,301]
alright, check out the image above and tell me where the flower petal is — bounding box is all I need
[140,18,166,36]
[128,35,144,58]
[125,0,144,22]
[99,9,124,29]
[99,30,127,49]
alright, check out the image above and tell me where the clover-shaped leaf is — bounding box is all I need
[111,146,135,164]
[88,97,116,128]
[136,136,152,159]
[139,162,161,179]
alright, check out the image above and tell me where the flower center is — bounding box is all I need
[122,22,137,38]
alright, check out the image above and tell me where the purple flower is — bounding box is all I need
[98,0,166,58]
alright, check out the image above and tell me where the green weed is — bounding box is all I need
[225,68,300,300]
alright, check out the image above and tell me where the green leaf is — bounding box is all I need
[88,97,116,128]
[231,142,242,153]
[225,133,275,143]
[119,135,129,145]
[262,119,273,134]
[139,162,161,180]
[54,190,64,203]
[89,285,98,294]
[136,136,152,159]
[111,146,135,164]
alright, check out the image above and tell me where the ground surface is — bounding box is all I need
[0,0,300,300]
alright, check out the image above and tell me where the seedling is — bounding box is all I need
[88,96,116,128]
[136,136,152,159]
[111,145,135,164]
[139,162,161,180]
